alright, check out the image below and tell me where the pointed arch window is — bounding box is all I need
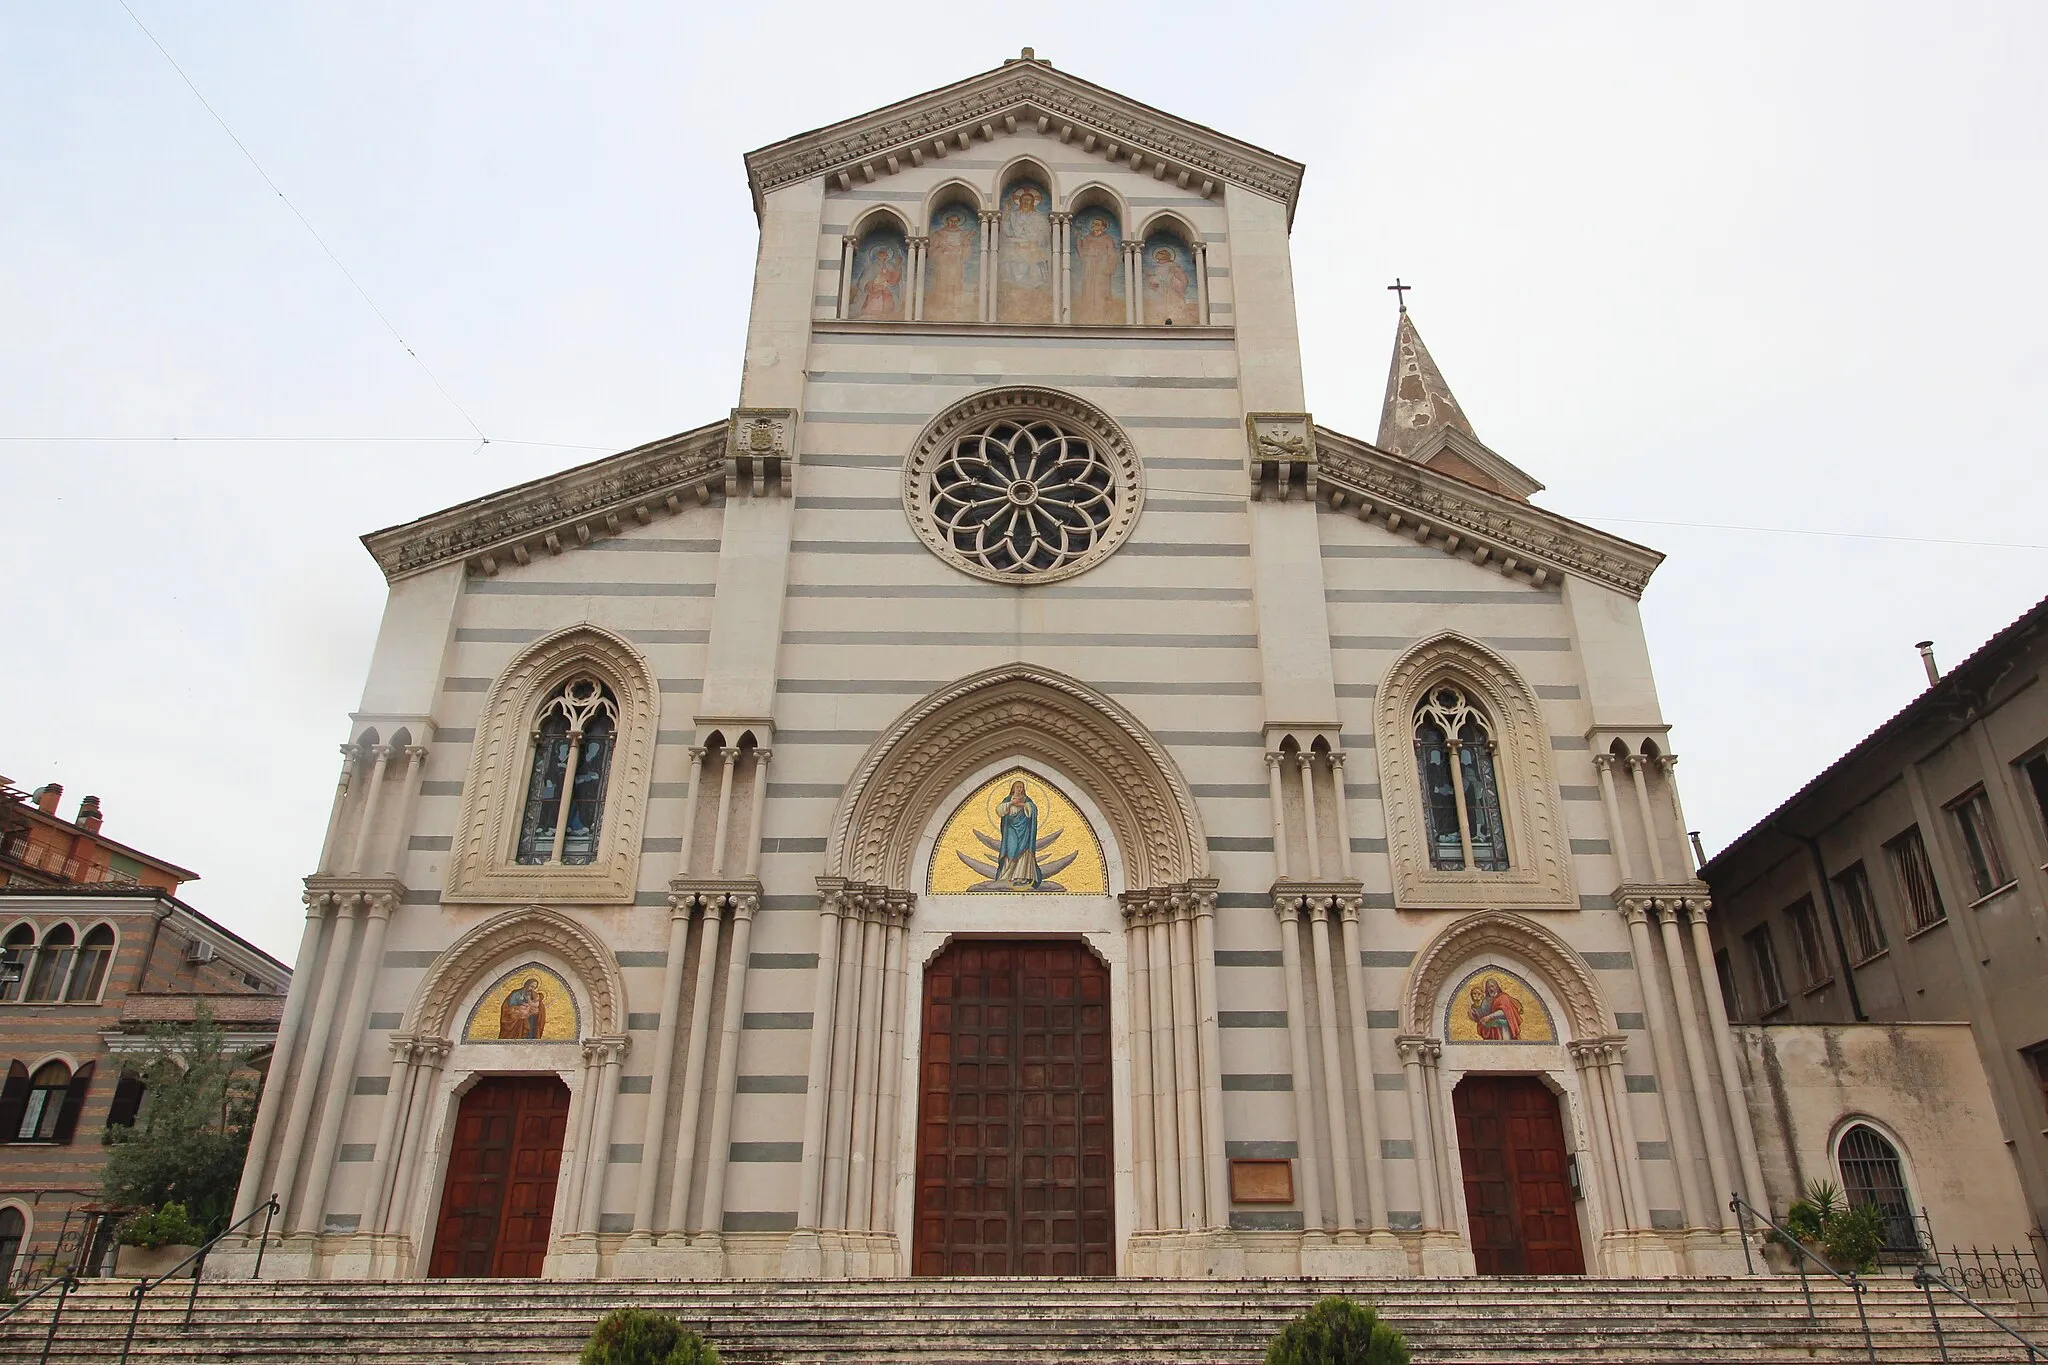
[0,926,33,1003]
[65,925,114,1002]
[1414,683,1509,871]
[23,927,74,1003]
[515,677,620,866]
[1837,1123,1920,1253]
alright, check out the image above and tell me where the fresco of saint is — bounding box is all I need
[1468,977,1523,1040]
[500,976,547,1039]
[997,179,1053,322]
[1070,210,1122,324]
[1142,233,1199,325]
[848,228,907,320]
[924,205,980,321]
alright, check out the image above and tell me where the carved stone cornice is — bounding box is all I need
[668,877,763,921]
[1118,877,1219,927]
[742,59,1306,221]
[1314,424,1664,598]
[302,874,406,915]
[1614,881,1713,924]
[360,420,728,582]
[815,877,914,928]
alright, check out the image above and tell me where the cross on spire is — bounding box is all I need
[1387,278,1411,313]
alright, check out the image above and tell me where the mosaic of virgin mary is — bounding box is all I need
[954,778,1083,890]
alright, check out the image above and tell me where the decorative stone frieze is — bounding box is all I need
[725,408,796,498]
[1245,412,1317,502]
[1314,424,1663,597]
[360,421,727,581]
[742,60,1304,219]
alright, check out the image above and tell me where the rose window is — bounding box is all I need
[904,390,1142,584]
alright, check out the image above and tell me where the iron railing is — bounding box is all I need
[1931,1238,2048,1308]
[113,1195,277,1365]
[1730,1192,1877,1363]
[1915,1265,2045,1362]
[0,1274,80,1365]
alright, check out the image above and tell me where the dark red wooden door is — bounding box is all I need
[1453,1074,1586,1276]
[428,1075,570,1278]
[914,940,1113,1276]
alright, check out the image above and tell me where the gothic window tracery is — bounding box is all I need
[1414,683,1510,871]
[515,677,620,867]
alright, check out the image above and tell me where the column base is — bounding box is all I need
[612,1234,726,1279]
[1417,1230,1475,1276]
[1594,1229,1681,1276]
[1124,1228,1246,1278]
[777,1228,824,1279]
[1679,1228,1752,1275]
[1300,1230,1409,1277]
[545,1232,604,1280]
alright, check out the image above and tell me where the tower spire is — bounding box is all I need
[1377,309,1476,458]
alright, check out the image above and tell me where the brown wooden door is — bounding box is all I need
[428,1075,570,1278]
[914,940,1113,1276]
[1453,1074,1586,1276]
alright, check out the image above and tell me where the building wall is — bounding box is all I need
[1735,1022,2035,1252]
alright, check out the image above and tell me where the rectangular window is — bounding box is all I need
[1714,948,1741,1020]
[1746,925,1786,1011]
[2023,1042,2048,1127]
[2022,752,2048,839]
[1948,788,2011,898]
[1787,896,1831,987]
[1885,826,1946,932]
[1833,862,1887,963]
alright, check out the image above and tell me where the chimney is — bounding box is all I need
[1916,640,1941,687]
[75,796,103,834]
[32,783,61,815]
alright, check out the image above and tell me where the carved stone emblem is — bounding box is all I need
[726,407,796,497]
[1246,411,1317,501]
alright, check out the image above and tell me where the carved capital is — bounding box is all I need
[388,1035,420,1065]
[1592,752,1616,775]
[1272,892,1303,925]
[1246,411,1316,502]
[1395,1034,1439,1065]
[361,888,400,921]
[726,407,796,498]
[416,1037,452,1065]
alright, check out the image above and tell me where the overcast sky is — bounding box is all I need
[5,3,2043,961]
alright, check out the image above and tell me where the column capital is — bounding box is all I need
[388,1036,420,1065]
[1328,750,1347,770]
[1272,892,1303,924]
[1625,753,1649,775]
[416,1037,452,1065]
[1394,1034,1439,1064]
[403,744,428,763]
[1048,211,1072,225]
[582,1035,631,1066]
[1592,751,1618,774]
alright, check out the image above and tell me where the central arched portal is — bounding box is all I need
[913,938,1113,1275]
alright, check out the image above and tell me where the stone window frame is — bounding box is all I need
[1374,632,1576,910]
[444,624,658,906]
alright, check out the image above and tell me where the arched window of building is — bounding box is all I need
[0,926,34,1003]
[65,925,114,1002]
[1837,1123,1920,1253]
[106,1072,146,1129]
[8,1060,89,1142]
[23,927,75,1003]
[515,677,620,866]
[0,1206,23,1286]
[1414,683,1510,871]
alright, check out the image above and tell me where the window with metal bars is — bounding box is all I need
[1884,826,1946,932]
[1832,862,1887,963]
[1837,1123,1920,1254]
[1746,925,1786,1011]
[1948,788,2012,899]
[1786,896,1831,988]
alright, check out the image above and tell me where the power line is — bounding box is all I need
[0,436,612,451]
[115,0,487,443]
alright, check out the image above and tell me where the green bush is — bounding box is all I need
[119,1202,206,1249]
[1776,1179,1887,1272]
[1265,1296,1409,1365]
[579,1308,722,1365]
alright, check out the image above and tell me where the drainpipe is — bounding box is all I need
[1782,825,1867,1022]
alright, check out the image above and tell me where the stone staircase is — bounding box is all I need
[2,1276,2045,1364]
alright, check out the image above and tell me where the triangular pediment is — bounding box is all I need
[1313,425,1662,597]
[744,54,1305,222]
[1406,426,1545,501]
[361,420,727,581]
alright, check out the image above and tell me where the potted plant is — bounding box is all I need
[579,1308,721,1365]
[114,1201,206,1278]
[1775,1179,1888,1275]
[1265,1295,1410,1365]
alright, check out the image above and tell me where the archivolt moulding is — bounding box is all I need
[406,905,622,1042]
[1402,909,1606,1041]
[826,664,1206,893]
[445,623,658,905]
[1374,631,1576,910]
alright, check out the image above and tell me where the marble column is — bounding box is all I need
[297,888,396,1234]
[1147,908,1183,1228]
[1275,896,1325,1233]
[1570,1039,1628,1233]
[657,896,724,1235]
[744,749,772,879]
[1623,897,1708,1228]
[1188,886,1229,1229]
[383,1038,448,1239]
[379,745,428,878]
[870,903,909,1234]
[1627,756,1669,883]
[1124,901,1159,1230]
[1604,1040,1653,1231]
[345,745,392,875]
[675,747,707,878]
[1306,897,1355,1230]
[1193,240,1211,325]
[1265,752,1290,880]
[1336,896,1388,1227]
[233,890,331,1223]
[1658,902,1730,1229]
[792,887,846,1232]
[696,892,758,1238]
[315,745,358,875]
[360,1036,417,1237]
[845,907,888,1230]
[579,1037,627,1234]
[1594,753,1638,883]
[272,890,361,1228]
[836,235,856,318]
[1396,1036,1441,1230]
[1687,898,1768,1205]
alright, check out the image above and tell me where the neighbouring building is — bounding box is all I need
[0,780,290,1282]
[230,53,1970,1286]
[1702,596,2048,1250]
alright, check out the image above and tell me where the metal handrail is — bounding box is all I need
[1730,1192,1876,1364]
[0,1274,81,1365]
[1914,1265,2046,1362]
[115,1194,277,1365]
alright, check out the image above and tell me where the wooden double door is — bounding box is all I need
[1453,1074,1587,1275]
[428,1075,570,1278]
[913,939,1114,1276]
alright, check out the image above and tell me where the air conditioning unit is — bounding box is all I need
[184,940,217,965]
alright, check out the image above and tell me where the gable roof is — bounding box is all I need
[1314,424,1662,597]
[362,420,727,582]
[1378,311,1542,500]
[743,53,1307,223]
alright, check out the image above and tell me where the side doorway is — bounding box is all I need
[1453,1073,1586,1275]
[428,1075,571,1278]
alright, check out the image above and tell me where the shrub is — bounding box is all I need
[579,1308,722,1365]
[1265,1296,1410,1365]
[119,1202,207,1249]
[1776,1178,1887,1272]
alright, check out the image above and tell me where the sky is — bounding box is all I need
[3,2,2043,962]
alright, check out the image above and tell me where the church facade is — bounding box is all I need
[228,55,1766,1282]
